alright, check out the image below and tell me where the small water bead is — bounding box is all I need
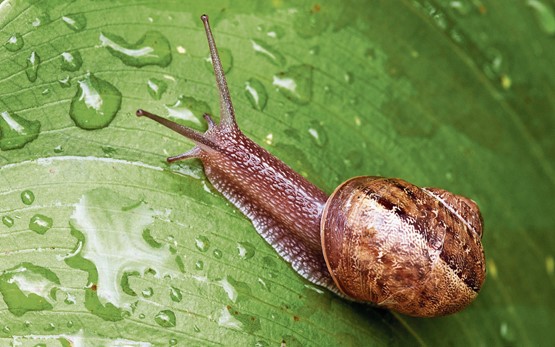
[251,39,286,66]
[165,95,212,127]
[307,122,328,147]
[53,145,63,153]
[195,260,204,270]
[4,33,24,52]
[193,325,201,333]
[26,51,40,82]
[58,76,71,88]
[170,286,182,302]
[60,51,83,72]
[21,190,35,205]
[29,214,53,234]
[45,322,55,331]
[147,78,168,100]
[528,0,555,35]
[69,73,122,130]
[273,65,313,105]
[236,241,255,260]
[2,216,14,227]
[142,287,154,298]
[205,47,233,74]
[244,78,268,111]
[169,338,178,345]
[154,309,176,328]
[213,249,223,259]
[195,236,210,252]
[62,13,87,32]
[99,31,172,67]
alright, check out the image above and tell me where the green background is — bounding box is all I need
[1,0,554,345]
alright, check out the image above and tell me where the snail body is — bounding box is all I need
[136,15,486,317]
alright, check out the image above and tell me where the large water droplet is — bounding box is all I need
[100,31,172,67]
[251,39,286,66]
[21,190,35,205]
[2,216,14,228]
[195,235,210,252]
[273,65,313,105]
[60,50,83,72]
[155,309,176,327]
[29,214,53,235]
[205,48,233,73]
[244,78,268,111]
[25,51,40,82]
[165,95,212,128]
[4,33,24,52]
[147,78,168,100]
[527,0,555,35]
[0,263,60,316]
[0,111,41,150]
[219,276,252,303]
[69,73,122,130]
[62,13,87,32]
[236,241,255,260]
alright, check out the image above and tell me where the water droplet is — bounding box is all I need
[257,278,271,291]
[2,326,9,333]
[69,73,122,130]
[29,214,53,234]
[2,216,14,227]
[170,286,182,302]
[25,51,40,82]
[244,78,268,111]
[483,47,505,79]
[64,292,76,305]
[58,76,71,88]
[0,263,60,316]
[499,321,515,342]
[62,13,87,32]
[53,145,63,153]
[293,8,331,38]
[205,47,233,73]
[142,287,154,297]
[344,71,354,84]
[193,325,201,333]
[146,78,168,100]
[255,340,269,347]
[309,45,320,55]
[66,320,74,328]
[236,241,255,260]
[21,190,35,205]
[195,236,210,252]
[251,39,286,66]
[154,309,176,328]
[165,95,212,128]
[60,50,83,72]
[273,65,313,105]
[169,338,178,345]
[99,31,172,67]
[217,305,260,333]
[527,0,555,35]
[546,255,554,275]
[307,122,327,147]
[213,249,223,259]
[449,1,472,15]
[195,260,204,271]
[266,25,285,39]
[45,322,55,331]
[219,276,252,303]
[4,33,24,52]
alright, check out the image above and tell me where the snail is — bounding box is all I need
[136,14,486,317]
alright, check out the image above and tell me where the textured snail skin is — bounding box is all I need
[322,177,485,317]
[136,15,486,317]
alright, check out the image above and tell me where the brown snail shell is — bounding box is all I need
[321,176,486,317]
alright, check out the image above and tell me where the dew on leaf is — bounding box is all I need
[218,305,261,333]
[195,260,204,270]
[66,188,180,320]
[213,249,223,259]
[154,309,176,328]
[195,235,210,252]
[142,287,154,298]
[236,241,255,260]
[21,190,35,205]
[99,31,172,67]
[165,95,212,127]
[273,65,313,105]
[218,276,252,303]
[169,286,182,302]
[169,338,178,345]
[62,13,87,32]
[205,47,233,73]
[0,262,60,316]
[244,78,268,111]
[69,73,122,130]
[53,145,63,153]
[4,33,24,52]
[25,51,40,82]
[527,0,555,35]
[147,78,168,100]
[60,50,83,72]
[58,76,71,88]
[251,39,286,66]
[2,216,14,227]
[29,214,53,234]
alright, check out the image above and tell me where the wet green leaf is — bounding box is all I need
[0,0,553,345]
